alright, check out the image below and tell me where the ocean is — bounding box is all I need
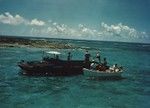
[0,37,150,108]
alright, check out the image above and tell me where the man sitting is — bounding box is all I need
[90,60,98,70]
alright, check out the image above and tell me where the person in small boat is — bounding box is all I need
[98,57,108,71]
[21,60,24,62]
[96,52,101,63]
[113,64,118,68]
[90,60,97,69]
[109,64,120,72]
[119,66,123,71]
[111,64,117,71]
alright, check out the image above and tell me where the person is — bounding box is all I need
[113,64,119,72]
[84,50,91,62]
[67,52,71,61]
[103,58,107,66]
[90,60,97,69]
[96,52,101,63]
[84,50,91,68]
[21,60,24,62]
[109,64,119,72]
[56,55,59,60]
[114,64,118,68]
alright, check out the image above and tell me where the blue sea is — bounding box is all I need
[0,38,150,108]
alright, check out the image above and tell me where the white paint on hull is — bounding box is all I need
[83,68,122,77]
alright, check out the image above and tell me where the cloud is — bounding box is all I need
[30,19,45,26]
[0,12,45,26]
[78,24,98,37]
[30,22,148,41]
[0,12,148,41]
[30,23,98,39]
[100,22,143,38]
[0,12,26,25]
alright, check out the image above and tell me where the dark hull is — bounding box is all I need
[18,60,84,76]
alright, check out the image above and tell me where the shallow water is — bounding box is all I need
[0,39,150,108]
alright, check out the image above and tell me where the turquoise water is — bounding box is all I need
[0,39,150,108]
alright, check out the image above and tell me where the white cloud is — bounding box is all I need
[100,22,141,38]
[30,22,148,40]
[78,24,98,37]
[30,23,100,39]
[0,12,148,41]
[0,12,45,26]
[30,19,45,26]
[0,12,26,25]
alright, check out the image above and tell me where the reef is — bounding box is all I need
[0,36,77,49]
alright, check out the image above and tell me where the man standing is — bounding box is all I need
[96,52,101,63]
[67,52,71,61]
[84,50,91,68]
[103,58,107,66]
[85,50,91,62]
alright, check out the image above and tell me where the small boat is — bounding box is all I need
[83,67,123,78]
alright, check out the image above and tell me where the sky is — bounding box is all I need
[0,0,150,43]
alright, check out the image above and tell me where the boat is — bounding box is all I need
[18,51,89,76]
[83,66,123,78]
[18,50,123,77]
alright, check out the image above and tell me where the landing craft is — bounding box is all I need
[18,51,86,76]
